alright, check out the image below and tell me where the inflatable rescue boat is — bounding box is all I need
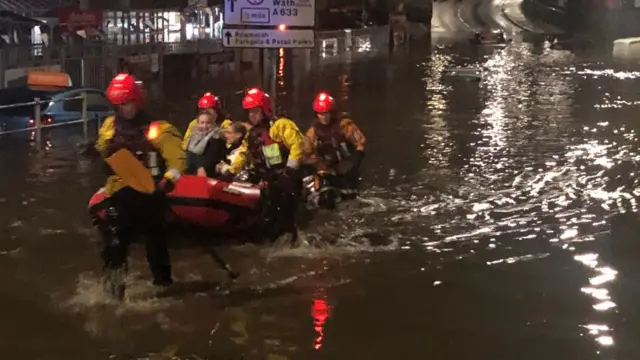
[88,175,268,231]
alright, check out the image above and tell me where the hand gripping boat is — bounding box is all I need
[88,175,267,232]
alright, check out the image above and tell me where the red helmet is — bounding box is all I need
[242,88,272,116]
[198,92,220,110]
[106,73,143,107]
[313,92,335,113]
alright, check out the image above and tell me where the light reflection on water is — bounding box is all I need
[382,43,640,355]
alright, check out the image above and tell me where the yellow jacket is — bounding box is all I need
[228,117,304,174]
[95,116,186,195]
[303,117,366,154]
[303,117,366,170]
[182,118,232,150]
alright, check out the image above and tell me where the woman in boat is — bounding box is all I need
[182,92,232,150]
[216,121,248,175]
[185,111,227,177]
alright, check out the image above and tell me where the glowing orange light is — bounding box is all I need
[147,123,159,140]
[278,24,286,31]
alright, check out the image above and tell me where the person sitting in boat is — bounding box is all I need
[182,92,232,150]
[90,73,186,298]
[224,87,305,238]
[303,92,366,199]
[216,121,248,175]
[185,111,227,177]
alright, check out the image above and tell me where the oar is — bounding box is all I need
[105,149,155,194]
[204,247,240,279]
[104,149,240,281]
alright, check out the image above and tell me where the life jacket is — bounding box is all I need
[110,115,167,181]
[313,118,353,165]
[224,140,242,163]
[247,122,289,170]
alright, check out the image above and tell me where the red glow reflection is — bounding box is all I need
[312,291,332,350]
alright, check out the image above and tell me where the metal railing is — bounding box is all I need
[0,89,250,146]
[0,92,96,146]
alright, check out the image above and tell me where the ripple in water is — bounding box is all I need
[61,272,181,315]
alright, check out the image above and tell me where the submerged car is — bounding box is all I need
[470,29,510,46]
[0,71,114,134]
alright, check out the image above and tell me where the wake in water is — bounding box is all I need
[264,194,400,258]
[62,271,182,313]
[59,194,392,312]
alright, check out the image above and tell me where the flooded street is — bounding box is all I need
[4,37,640,359]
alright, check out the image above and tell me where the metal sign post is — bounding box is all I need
[261,48,274,111]
[223,0,316,114]
[270,48,277,112]
[260,48,277,113]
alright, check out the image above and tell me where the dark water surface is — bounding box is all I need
[3,39,640,359]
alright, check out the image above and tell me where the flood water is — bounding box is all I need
[4,35,640,359]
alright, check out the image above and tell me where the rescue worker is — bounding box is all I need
[303,92,366,199]
[225,88,305,238]
[182,92,232,150]
[90,73,186,298]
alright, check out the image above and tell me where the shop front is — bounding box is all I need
[102,6,223,45]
